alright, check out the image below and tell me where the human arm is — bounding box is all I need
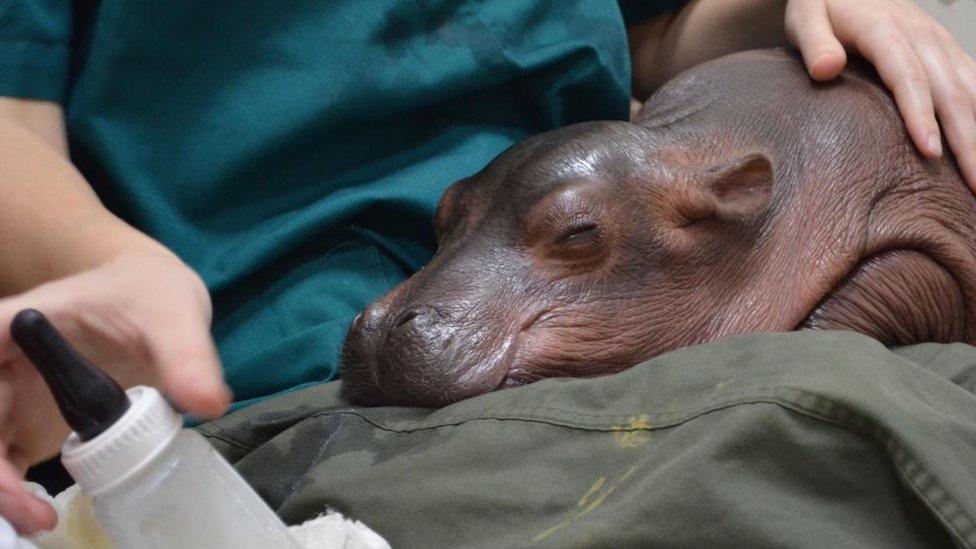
[0,97,231,533]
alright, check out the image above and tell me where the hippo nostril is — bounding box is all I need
[392,307,442,331]
[352,302,390,334]
[394,309,422,329]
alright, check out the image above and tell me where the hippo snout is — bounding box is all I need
[341,297,512,407]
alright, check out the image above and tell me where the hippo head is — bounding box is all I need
[342,49,974,407]
[341,121,779,407]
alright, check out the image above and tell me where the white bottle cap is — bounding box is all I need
[61,386,182,496]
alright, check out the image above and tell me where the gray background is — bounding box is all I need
[921,0,975,54]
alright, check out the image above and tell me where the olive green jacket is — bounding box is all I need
[200,332,976,548]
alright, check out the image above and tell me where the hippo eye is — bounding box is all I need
[554,222,600,247]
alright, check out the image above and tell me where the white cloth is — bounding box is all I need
[0,516,38,549]
[11,483,390,549]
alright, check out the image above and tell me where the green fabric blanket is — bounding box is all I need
[199,331,976,548]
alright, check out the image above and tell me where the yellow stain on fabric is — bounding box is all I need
[533,517,576,542]
[611,415,651,448]
[577,477,606,507]
[532,468,637,542]
[532,416,653,542]
[533,482,617,542]
[619,463,640,482]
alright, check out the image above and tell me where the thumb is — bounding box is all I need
[147,314,232,419]
[786,0,848,81]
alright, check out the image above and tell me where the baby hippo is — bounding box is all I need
[342,49,976,407]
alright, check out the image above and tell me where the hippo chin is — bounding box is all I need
[341,49,976,408]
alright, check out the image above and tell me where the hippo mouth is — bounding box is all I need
[497,309,553,389]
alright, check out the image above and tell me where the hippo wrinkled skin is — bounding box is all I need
[342,49,976,407]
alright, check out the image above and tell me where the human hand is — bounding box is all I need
[785,0,976,190]
[0,251,231,534]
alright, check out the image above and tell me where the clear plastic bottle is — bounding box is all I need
[11,309,300,549]
[63,387,301,549]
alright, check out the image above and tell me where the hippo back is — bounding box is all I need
[634,49,976,344]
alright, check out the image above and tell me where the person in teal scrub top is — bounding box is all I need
[1,0,975,533]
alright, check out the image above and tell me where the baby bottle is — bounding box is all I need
[11,309,301,549]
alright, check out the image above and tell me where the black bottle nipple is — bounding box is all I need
[10,309,130,441]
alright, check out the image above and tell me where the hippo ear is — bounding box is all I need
[698,153,774,219]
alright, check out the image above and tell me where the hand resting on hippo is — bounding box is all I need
[341,48,976,408]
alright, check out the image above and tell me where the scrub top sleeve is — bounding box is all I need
[618,0,689,26]
[0,0,72,102]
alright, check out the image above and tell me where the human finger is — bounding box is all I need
[0,445,56,534]
[853,22,942,157]
[147,312,231,418]
[785,0,848,81]
[913,36,976,187]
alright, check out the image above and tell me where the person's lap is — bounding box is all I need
[199,330,976,548]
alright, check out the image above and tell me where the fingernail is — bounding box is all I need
[928,134,943,156]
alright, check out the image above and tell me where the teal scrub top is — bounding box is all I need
[0,1,686,407]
